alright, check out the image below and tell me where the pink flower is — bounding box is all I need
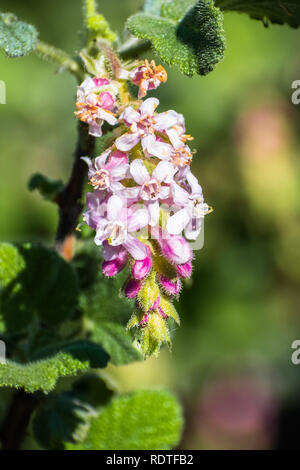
[130,60,167,99]
[176,260,192,278]
[122,159,176,226]
[124,278,142,299]
[167,170,212,240]
[132,246,152,280]
[82,149,129,192]
[94,195,149,260]
[115,98,175,160]
[159,233,193,265]
[158,275,181,296]
[102,245,127,277]
[75,77,118,137]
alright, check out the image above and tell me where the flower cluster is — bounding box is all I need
[76,55,212,356]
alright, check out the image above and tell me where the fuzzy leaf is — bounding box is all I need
[0,354,90,393]
[28,173,64,202]
[215,0,300,28]
[126,0,226,76]
[33,393,97,449]
[0,12,38,58]
[0,243,25,289]
[66,390,183,450]
[31,340,110,369]
[144,0,166,15]
[0,243,79,332]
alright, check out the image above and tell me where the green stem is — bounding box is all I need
[85,0,97,19]
[82,0,116,42]
[35,41,83,81]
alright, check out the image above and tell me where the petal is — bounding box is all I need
[166,209,190,235]
[185,218,202,240]
[111,163,129,180]
[127,208,149,232]
[89,122,103,137]
[148,201,160,227]
[120,106,140,125]
[154,110,183,130]
[159,186,171,200]
[81,156,92,168]
[107,195,124,221]
[123,235,148,260]
[142,135,173,160]
[166,128,183,149]
[106,150,129,169]
[130,159,149,185]
[121,187,140,200]
[97,109,118,126]
[94,149,110,170]
[172,183,189,206]
[186,170,203,196]
[139,97,159,117]
[152,161,176,183]
[115,132,140,152]
[102,241,124,261]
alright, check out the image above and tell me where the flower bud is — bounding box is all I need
[124,278,142,299]
[158,275,181,296]
[176,260,192,279]
[102,248,127,277]
[132,246,152,280]
[160,235,192,265]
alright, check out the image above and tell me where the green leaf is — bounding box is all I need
[0,353,91,393]
[215,0,300,28]
[126,0,226,76]
[0,243,25,289]
[143,0,166,15]
[28,173,64,202]
[71,372,118,408]
[73,242,142,365]
[33,393,97,449]
[0,12,38,58]
[66,390,183,450]
[0,243,79,332]
[31,340,110,369]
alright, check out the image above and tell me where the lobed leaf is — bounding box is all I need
[126,0,226,76]
[0,243,79,332]
[215,0,300,28]
[0,354,90,393]
[33,393,97,449]
[28,173,64,202]
[0,12,38,58]
[66,390,183,450]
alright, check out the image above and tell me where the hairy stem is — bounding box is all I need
[36,41,83,81]
[56,122,95,253]
[0,390,39,450]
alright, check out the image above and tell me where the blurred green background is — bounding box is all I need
[1,0,300,450]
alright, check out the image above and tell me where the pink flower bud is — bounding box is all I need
[140,314,149,327]
[160,235,192,265]
[158,307,168,319]
[102,248,127,277]
[124,278,142,299]
[132,246,152,280]
[158,275,181,296]
[176,260,192,278]
[149,296,160,311]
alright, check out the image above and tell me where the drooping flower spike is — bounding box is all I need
[76,55,213,357]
